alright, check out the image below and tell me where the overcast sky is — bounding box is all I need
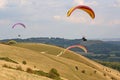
[0,0,120,39]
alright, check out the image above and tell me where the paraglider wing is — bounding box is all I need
[12,23,26,28]
[57,44,87,57]
[67,5,95,19]
[64,44,87,53]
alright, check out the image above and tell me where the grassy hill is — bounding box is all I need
[0,60,52,80]
[0,43,120,80]
[2,38,120,62]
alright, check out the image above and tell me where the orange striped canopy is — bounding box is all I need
[67,5,95,19]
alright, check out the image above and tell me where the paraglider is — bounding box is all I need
[18,35,21,37]
[12,23,26,38]
[67,5,95,19]
[12,23,26,29]
[57,44,87,57]
[82,37,87,41]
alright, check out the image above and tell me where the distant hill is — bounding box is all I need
[1,37,120,54]
[105,41,120,46]
[101,38,120,41]
[1,37,83,47]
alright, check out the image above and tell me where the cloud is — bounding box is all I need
[73,0,98,6]
[53,14,94,24]
[113,0,120,7]
[1,0,33,8]
[53,16,61,20]
[109,19,120,25]
[20,0,28,5]
[66,16,88,23]
[0,19,11,25]
[0,0,7,8]
[0,0,21,8]
[73,0,84,5]
[0,0,119,39]
[19,0,38,7]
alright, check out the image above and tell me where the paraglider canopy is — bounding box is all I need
[67,5,95,19]
[12,23,26,38]
[12,23,26,29]
[57,44,87,57]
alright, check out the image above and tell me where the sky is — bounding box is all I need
[0,0,120,39]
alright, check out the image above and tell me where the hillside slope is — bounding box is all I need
[0,43,120,80]
[0,61,52,80]
[2,38,120,55]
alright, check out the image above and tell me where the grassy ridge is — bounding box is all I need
[14,43,62,55]
[13,43,110,70]
[0,43,120,80]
